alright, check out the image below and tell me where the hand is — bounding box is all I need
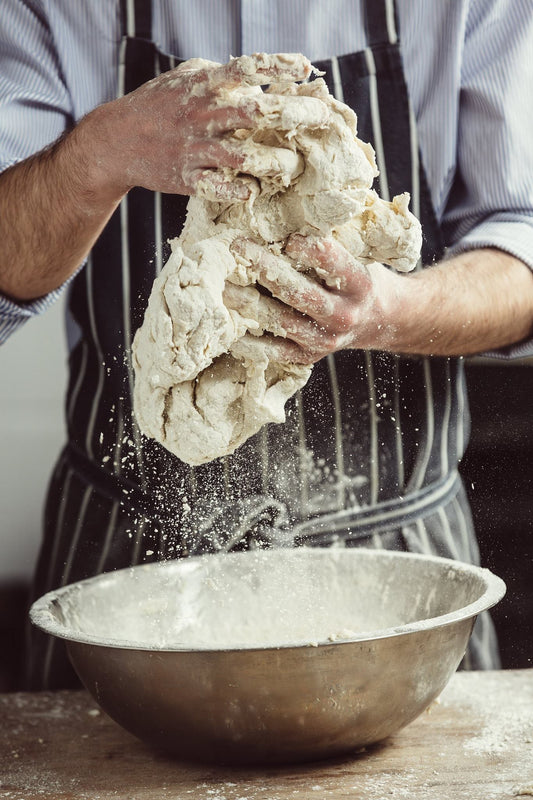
[228,234,405,364]
[0,52,330,303]
[228,239,533,360]
[79,53,328,203]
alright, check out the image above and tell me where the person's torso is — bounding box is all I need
[48,0,470,231]
[63,0,467,555]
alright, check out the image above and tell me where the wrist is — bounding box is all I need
[364,265,418,353]
[382,266,447,355]
[366,264,447,356]
[69,104,131,209]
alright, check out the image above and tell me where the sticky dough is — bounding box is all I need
[132,53,422,466]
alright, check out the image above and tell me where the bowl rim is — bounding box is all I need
[29,548,506,652]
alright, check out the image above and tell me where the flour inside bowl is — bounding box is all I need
[40,548,499,651]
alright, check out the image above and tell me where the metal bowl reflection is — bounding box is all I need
[30,548,505,764]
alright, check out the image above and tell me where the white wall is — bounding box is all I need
[0,295,67,583]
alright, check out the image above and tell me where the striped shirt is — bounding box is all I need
[1,0,533,353]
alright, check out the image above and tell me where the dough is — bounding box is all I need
[132,53,422,466]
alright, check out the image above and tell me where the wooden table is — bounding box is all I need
[1,670,532,800]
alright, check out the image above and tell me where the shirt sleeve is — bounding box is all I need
[0,0,74,170]
[0,0,75,342]
[441,0,533,358]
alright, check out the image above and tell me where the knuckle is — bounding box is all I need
[315,331,338,355]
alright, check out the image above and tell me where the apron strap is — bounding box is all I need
[364,0,399,47]
[120,0,152,40]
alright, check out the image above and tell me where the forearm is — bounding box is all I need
[0,116,125,302]
[393,248,533,356]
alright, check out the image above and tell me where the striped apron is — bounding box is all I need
[27,0,499,689]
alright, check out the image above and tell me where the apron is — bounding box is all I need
[27,0,499,689]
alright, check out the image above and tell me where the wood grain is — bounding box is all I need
[1,670,532,800]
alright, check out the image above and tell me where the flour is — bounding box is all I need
[34,548,496,652]
[132,52,422,465]
[440,671,533,760]
[53,548,385,649]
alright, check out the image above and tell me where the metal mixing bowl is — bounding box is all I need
[30,548,505,764]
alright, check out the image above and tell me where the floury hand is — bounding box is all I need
[82,53,329,202]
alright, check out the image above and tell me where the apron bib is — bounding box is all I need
[27,0,498,687]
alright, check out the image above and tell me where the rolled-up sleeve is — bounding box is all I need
[0,0,73,170]
[0,0,74,342]
[443,0,533,263]
[441,0,533,357]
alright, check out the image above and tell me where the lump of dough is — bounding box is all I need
[132,52,422,466]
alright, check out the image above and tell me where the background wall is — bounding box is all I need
[0,294,67,583]
[0,294,67,690]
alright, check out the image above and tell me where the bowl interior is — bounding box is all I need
[31,548,505,651]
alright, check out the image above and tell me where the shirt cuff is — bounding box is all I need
[447,215,533,270]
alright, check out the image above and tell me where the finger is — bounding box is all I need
[207,53,314,89]
[184,137,303,191]
[231,238,336,320]
[233,332,316,366]
[145,59,221,95]
[188,170,256,201]
[174,57,222,75]
[362,192,422,272]
[285,234,373,296]
[238,138,303,181]
[150,54,307,109]
[252,92,330,131]
[223,281,306,339]
[260,332,337,365]
[155,57,328,134]
[223,281,340,360]
[223,282,286,337]
[203,92,329,136]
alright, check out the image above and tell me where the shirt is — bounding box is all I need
[1,0,533,353]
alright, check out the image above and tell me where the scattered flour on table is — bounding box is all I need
[440,672,533,759]
[132,52,421,465]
